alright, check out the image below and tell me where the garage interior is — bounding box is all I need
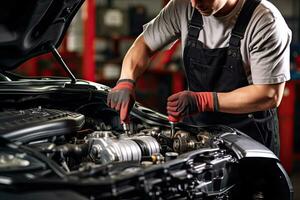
[12,0,300,198]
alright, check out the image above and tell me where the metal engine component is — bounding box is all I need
[132,136,160,156]
[165,152,178,161]
[89,137,141,163]
[173,130,212,154]
[0,153,30,169]
[87,131,160,164]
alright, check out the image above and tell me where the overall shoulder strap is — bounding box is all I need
[187,8,203,40]
[229,0,262,47]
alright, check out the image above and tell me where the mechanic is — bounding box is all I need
[107,0,291,156]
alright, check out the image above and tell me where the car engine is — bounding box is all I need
[0,87,292,200]
[0,106,220,171]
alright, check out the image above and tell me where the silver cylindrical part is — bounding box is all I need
[132,136,160,156]
[114,139,142,161]
[88,134,160,164]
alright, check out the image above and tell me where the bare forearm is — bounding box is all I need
[217,83,285,113]
[119,35,154,81]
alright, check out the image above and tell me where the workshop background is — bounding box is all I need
[14,0,300,198]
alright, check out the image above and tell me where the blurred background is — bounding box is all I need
[12,0,300,198]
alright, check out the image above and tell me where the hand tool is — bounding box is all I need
[168,115,179,138]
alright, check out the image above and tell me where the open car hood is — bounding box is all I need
[0,0,84,71]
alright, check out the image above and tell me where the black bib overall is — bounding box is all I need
[183,0,280,156]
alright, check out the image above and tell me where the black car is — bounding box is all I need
[0,0,293,199]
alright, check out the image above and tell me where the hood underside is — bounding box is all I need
[0,0,84,71]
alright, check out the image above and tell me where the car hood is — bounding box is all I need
[0,0,84,71]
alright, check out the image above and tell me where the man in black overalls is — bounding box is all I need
[107,0,291,157]
[170,0,280,155]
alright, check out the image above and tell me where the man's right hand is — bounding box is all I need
[107,79,135,122]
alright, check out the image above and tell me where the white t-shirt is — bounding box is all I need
[142,0,292,85]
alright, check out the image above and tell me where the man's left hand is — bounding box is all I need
[167,91,215,120]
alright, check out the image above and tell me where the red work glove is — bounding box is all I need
[168,115,179,123]
[107,79,135,122]
[167,91,217,120]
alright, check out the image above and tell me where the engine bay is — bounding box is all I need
[0,86,291,200]
[0,106,226,172]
